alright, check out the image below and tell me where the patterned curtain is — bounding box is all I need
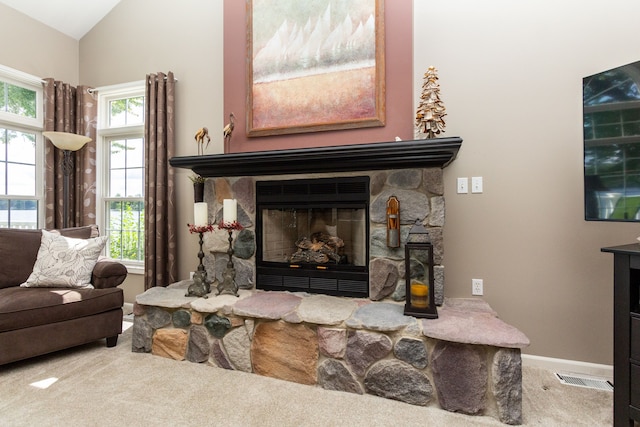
[43,79,98,229]
[144,72,177,289]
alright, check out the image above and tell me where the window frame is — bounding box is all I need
[0,65,44,229]
[97,82,145,273]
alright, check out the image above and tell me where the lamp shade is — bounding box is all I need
[43,131,91,151]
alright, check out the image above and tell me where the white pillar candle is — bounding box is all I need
[223,199,237,224]
[194,202,208,226]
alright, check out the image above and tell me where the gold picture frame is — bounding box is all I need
[247,0,385,137]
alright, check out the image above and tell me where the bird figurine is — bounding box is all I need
[194,127,211,156]
[223,113,235,153]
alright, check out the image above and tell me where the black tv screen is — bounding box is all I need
[584,60,640,221]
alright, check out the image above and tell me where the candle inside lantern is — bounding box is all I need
[223,199,237,224]
[194,202,208,226]
[410,280,429,309]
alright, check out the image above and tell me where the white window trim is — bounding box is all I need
[0,65,43,130]
[0,65,44,228]
[0,124,46,227]
[96,80,145,130]
[97,82,145,274]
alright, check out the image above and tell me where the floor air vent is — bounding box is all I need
[554,373,613,392]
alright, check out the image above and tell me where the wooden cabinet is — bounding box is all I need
[602,244,640,426]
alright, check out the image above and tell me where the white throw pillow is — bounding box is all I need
[20,230,108,289]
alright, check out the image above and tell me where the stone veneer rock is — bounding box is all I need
[133,282,529,425]
[198,168,447,304]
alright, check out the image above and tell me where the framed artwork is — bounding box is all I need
[247,0,385,137]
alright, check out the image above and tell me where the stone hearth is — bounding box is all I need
[133,284,529,425]
[160,139,530,424]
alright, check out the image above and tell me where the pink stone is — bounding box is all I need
[133,302,146,316]
[431,341,487,414]
[421,301,529,349]
[441,298,496,315]
[318,327,346,358]
[211,339,233,369]
[232,291,302,320]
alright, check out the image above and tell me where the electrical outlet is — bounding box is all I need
[472,278,483,295]
[457,177,468,194]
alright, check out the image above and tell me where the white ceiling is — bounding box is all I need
[0,0,121,40]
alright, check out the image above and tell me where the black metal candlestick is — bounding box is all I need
[196,232,207,281]
[217,229,238,296]
[184,231,211,297]
[185,224,216,298]
[226,229,234,270]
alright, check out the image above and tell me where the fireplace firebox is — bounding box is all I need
[256,176,370,297]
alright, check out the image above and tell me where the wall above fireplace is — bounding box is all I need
[169,137,462,178]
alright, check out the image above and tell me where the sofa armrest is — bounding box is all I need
[91,259,128,289]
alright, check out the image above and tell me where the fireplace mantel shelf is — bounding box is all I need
[169,137,462,178]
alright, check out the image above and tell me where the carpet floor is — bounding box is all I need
[0,321,613,426]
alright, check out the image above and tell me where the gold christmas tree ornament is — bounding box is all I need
[416,66,447,139]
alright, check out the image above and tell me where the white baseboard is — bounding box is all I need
[522,354,613,381]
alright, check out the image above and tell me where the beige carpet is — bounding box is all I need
[0,322,612,426]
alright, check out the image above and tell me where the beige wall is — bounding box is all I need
[80,0,225,301]
[4,0,639,365]
[0,3,78,83]
[415,1,640,365]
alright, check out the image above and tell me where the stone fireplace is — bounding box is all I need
[133,137,531,425]
[170,138,463,303]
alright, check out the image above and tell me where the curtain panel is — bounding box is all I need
[42,79,98,229]
[144,72,177,289]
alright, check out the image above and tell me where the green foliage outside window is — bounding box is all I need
[0,81,37,118]
[108,200,144,262]
[104,93,146,261]
[0,77,38,229]
[109,97,144,126]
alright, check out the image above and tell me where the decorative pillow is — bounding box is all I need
[20,230,108,289]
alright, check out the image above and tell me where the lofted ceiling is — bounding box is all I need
[0,0,121,40]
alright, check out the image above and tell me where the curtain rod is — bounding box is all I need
[87,76,178,94]
[0,64,43,86]
[0,65,177,92]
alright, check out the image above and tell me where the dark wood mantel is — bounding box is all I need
[169,137,462,178]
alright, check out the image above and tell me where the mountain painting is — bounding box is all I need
[247,0,385,136]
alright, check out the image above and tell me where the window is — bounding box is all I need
[98,83,145,269]
[0,66,43,229]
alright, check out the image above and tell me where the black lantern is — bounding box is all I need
[404,219,438,319]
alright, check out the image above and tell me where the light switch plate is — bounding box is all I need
[471,176,483,193]
[457,177,468,194]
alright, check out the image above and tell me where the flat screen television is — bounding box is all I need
[584,60,640,221]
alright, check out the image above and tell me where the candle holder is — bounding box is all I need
[386,195,400,248]
[217,220,243,296]
[186,223,216,298]
[403,219,438,319]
